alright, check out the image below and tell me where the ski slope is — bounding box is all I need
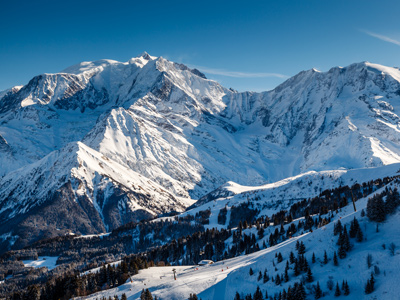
[80,180,400,300]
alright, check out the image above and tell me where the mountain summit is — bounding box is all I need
[1,54,400,251]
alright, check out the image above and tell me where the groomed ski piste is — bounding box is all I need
[78,180,400,300]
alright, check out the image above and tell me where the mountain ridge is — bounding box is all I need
[2,54,400,251]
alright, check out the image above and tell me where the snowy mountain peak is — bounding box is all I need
[3,57,400,251]
[139,51,156,60]
[61,59,121,75]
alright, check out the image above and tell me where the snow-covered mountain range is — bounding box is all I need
[2,52,400,251]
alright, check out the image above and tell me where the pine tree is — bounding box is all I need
[258,271,263,281]
[356,227,364,242]
[343,226,351,252]
[370,273,375,291]
[367,195,386,222]
[289,251,295,264]
[303,256,309,271]
[343,281,350,295]
[323,250,328,264]
[284,268,289,282]
[385,189,399,214]
[263,270,269,283]
[294,259,300,276]
[188,293,198,300]
[253,286,264,300]
[275,274,281,285]
[298,241,306,255]
[334,282,341,296]
[281,289,287,300]
[365,273,375,294]
[249,268,254,276]
[121,294,128,300]
[298,282,307,300]
[314,282,322,299]
[333,251,338,266]
[140,289,153,300]
[361,209,365,217]
[333,220,342,236]
[338,243,347,259]
[306,267,313,282]
[349,217,360,238]
[234,292,241,300]
[365,280,372,294]
[337,225,350,258]
[277,252,283,263]
[312,252,316,263]
[258,227,265,239]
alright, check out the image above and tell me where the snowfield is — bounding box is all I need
[22,256,59,270]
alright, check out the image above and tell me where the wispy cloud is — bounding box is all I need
[361,30,400,46]
[188,65,288,79]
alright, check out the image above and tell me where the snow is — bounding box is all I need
[365,62,400,83]
[75,232,111,239]
[81,260,122,276]
[180,163,400,231]
[80,180,400,300]
[0,140,189,228]
[22,256,59,270]
[2,54,400,298]
[3,54,400,252]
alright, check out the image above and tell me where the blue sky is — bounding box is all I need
[1,0,400,92]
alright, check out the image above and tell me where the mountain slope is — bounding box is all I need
[0,142,191,251]
[78,180,400,300]
[2,54,400,251]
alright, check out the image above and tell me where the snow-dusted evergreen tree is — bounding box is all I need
[343,281,350,295]
[263,270,269,283]
[333,220,343,236]
[298,241,306,255]
[314,282,322,299]
[361,209,366,217]
[306,267,313,282]
[367,195,386,222]
[385,188,400,214]
[349,217,360,238]
[140,289,153,300]
[334,282,341,296]
[365,273,375,294]
[323,250,328,264]
[253,286,263,300]
[234,291,241,300]
[356,226,364,242]
[289,251,295,264]
[188,293,198,300]
[333,251,338,266]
